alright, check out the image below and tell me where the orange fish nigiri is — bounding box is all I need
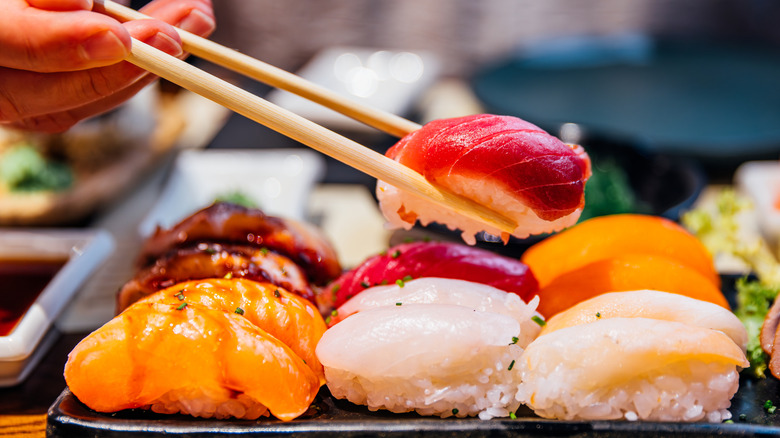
[135,278,327,383]
[64,302,319,421]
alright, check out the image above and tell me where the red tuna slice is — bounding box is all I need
[386,114,591,221]
[321,241,539,309]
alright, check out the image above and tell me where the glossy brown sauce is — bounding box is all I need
[0,258,67,336]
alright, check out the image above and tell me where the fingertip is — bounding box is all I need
[124,20,184,57]
[78,29,130,64]
[27,0,93,12]
[176,8,215,36]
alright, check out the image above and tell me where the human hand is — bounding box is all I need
[0,0,215,133]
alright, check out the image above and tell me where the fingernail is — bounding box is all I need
[80,30,127,62]
[176,9,215,34]
[144,32,183,57]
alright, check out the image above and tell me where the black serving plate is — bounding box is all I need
[45,276,780,437]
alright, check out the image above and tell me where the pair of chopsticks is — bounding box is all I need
[95,0,517,234]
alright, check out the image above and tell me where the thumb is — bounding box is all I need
[0,1,131,72]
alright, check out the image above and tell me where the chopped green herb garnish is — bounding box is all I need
[360,281,370,288]
[331,309,338,316]
[332,284,341,293]
[260,247,269,256]
[510,336,519,345]
[508,360,515,371]
[391,250,401,258]
[274,289,281,298]
[596,312,601,318]
[302,359,307,364]
[739,414,747,421]
[509,412,517,420]
[224,272,233,279]
[379,279,389,285]
[396,302,402,306]
[325,316,332,324]
[451,408,459,415]
[176,302,188,310]
[175,293,185,301]
[402,275,413,282]
[345,294,354,300]
[723,420,734,424]
[531,315,546,327]
[765,400,775,412]
[395,279,406,287]
[235,307,244,315]
[204,247,217,255]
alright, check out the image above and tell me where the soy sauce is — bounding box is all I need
[0,258,67,336]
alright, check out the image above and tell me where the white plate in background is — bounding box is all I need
[138,149,326,237]
[0,229,114,386]
[268,46,440,132]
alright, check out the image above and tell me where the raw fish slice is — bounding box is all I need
[521,214,720,288]
[316,304,526,419]
[116,243,313,313]
[136,278,327,382]
[139,202,341,286]
[377,114,590,243]
[322,241,538,308]
[517,318,748,422]
[65,302,319,421]
[332,277,541,347]
[541,290,747,352]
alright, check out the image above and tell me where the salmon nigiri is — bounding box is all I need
[377,114,591,244]
[135,278,327,382]
[65,302,320,421]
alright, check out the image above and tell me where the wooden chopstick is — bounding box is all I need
[95,0,422,138]
[122,38,518,234]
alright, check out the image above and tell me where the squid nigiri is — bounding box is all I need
[377,114,591,244]
[516,317,748,422]
[330,277,541,347]
[65,302,320,421]
[316,304,529,420]
[541,290,747,352]
[134,278,327,382]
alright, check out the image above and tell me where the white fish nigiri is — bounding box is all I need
[317,304,528,419]
[541,290,748,353]
[332,277,541,346]
[517,317,748,422]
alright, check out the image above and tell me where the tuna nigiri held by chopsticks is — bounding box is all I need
[377,114,591,244]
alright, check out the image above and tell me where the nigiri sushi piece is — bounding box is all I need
[139,202,342,286]
[65,302,320,421]
[541,290,747,353]
[116,243,314,313]
[331,277,541,345]
[377,114,591,244]
[516,317,748,422]
[316,304,529,419]
[134,278,327,383]
[321,241,538,308]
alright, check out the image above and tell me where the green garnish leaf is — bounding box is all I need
[360,281,370,288]
[274,289,281,298]
[214,190,258,208]
[331,309,338,316]
[508,360,515,371]
[234,307,244,315]
[451,408,459,415]
[176,302,188,310]
[260,247,269,256]
[596,312,601,318]
[531,315,546,327]
[395,279,406,288]
[396,302,402,306]
[391,250,401,259]
[510,336,519,345]
[402,275,413,282]
[509,412,517,420]
[325,316,332,324]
